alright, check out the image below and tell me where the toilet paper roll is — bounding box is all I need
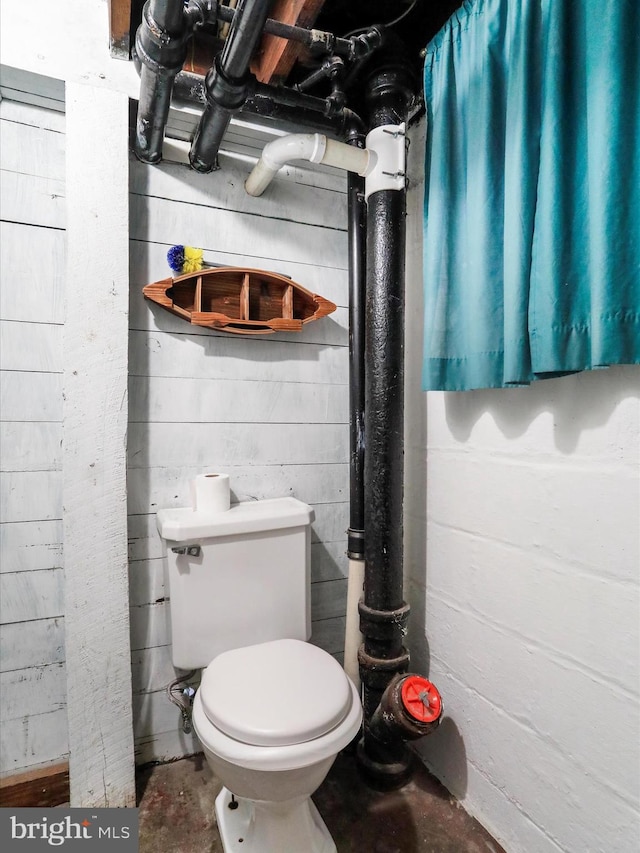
[190,473,231,514]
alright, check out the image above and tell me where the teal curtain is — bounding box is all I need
[422,0,640,391]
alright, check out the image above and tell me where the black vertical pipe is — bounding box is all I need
[357,64,415,790]
[134,0,190,163]
[153,0,185,33]
[189,0,272,172]
[364,187,407,616]
[346,125,367,560]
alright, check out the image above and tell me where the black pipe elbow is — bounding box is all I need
[350,26,385,63]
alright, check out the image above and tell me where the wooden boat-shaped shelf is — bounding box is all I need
[143,267,337,335]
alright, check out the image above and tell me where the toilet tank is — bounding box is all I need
[156,497,314,669]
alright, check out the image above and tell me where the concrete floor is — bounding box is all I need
[137,749,504,853]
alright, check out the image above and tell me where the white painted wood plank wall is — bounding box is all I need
[128,135,351,764]
[0,99,68,776]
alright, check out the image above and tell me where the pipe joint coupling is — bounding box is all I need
[358,600,410,641]
[184,0,216,30]
[135,0,191,74]
[358,646,410,690]
[204,58,251,111]
[308,29,336,55]
[347,528,365,560]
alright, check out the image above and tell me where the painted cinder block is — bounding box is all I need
[416,667,639,853]
[424,593,639,799]
[425,453,638,578]
[422,524,640,687]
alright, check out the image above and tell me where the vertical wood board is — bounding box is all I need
[63,83,135,807]
[108,0,133,59]
[251,0,325,84]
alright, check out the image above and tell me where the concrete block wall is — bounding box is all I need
[404,120,640,853]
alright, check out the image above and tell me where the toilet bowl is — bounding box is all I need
[192,638,363,853]
[157,490,363,851]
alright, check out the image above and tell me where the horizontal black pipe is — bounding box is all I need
[173,71,337,116]
[252,81,338,116]
[189,0,271,172]
[172,70,364,138]
[244,92,339,134]
[216,4,355,57]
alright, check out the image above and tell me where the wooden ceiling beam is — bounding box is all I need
[108,0,135,60]
[108,0,327,83]
[251,0,325,84]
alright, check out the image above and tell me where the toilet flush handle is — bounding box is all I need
[171,544,202,557]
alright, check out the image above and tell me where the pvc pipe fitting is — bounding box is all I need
[245,123,406,199]
[245,133,372,197]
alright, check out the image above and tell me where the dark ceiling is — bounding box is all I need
[293,0,463,112]
[119,1,462,119]
[316,0,461,55]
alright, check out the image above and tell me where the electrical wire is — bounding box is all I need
[385,0,420,29]
[342,0,420,39]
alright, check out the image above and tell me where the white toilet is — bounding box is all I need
[157,490,362,853]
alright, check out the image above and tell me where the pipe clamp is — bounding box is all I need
[364,122,406,199]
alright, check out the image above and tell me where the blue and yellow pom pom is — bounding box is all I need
[167,245,204,274]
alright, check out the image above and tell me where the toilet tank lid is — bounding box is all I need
[199,639,354,747]
[156,497,314,542]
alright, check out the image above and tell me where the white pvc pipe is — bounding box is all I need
[245,132,372,197]
[322,138,372,175]
[343,557,364,692]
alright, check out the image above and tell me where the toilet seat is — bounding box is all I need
[199,639,354,747]
[193,640,362,772]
